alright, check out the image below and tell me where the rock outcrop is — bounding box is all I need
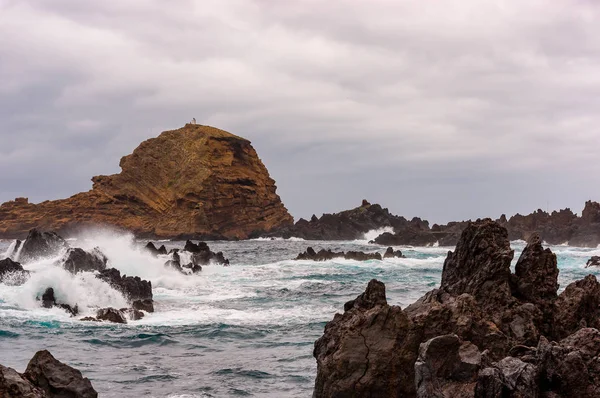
[295,247,382,261]
[0,124,293,240]
[313,219,600,397]
[0,350,97,398]
[18,229,67,263]
[96,268,154,312]
[0,258,29,284]
[586,256,600,268]
[59,248,108,274]
[40,287,78,316]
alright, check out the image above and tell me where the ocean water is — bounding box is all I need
[1,231,599,397]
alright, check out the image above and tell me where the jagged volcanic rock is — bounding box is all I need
[313,219,600,397]
[586,256,600,268]
[144,242,167,256]
[0,258,29,284]
[95,308,127,324]
[96,268,153,312]
[59,247,108,274]
[39,288,78,316]
[295,247,382,261]
[0,363,46,398]
[18,229,67,264]
[0,125,293,240]
[23,350,97,398]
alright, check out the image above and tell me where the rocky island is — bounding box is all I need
[0,124,293,240]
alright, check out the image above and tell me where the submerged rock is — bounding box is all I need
[19,229,67,263]
[60,247,108,274]
[23,350,97,397]
[383,247,404,258]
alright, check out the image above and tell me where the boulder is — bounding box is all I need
[0,258,29,285]
[96,307,127,323]
[553,275,600,339]
[59,247,107,274]
[0,364,46,398]
[586,256,600,268]
[19,229,67,263]
[23,350,97,397]
[96,268,153,312]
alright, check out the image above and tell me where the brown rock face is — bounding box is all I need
[0,125,293,239]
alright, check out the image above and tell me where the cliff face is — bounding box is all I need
[0,124,293,239]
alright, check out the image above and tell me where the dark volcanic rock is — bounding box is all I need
[295,247,382,261]
[0,364,46,398]
[144,242,167,256]
[39,288,78,316]
[184,240,229,266]
[383,247,404,258]
[96,268,153,312]
[440,219,514,309]
[0,258,29,284]
[96,307,127,323]
[312,218,600,398]
[23,350,97,398]
[19,229,67,263]
[60,247,108,274]
[586,256,600,268]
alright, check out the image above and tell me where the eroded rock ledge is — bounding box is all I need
[313,219,600,397]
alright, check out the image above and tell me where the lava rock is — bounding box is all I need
[19,229,67,264]
[23,349,97,397]
[553,274,600,339]
[0,258,29,285]
[586,256,600,268]
[144,242,167,256]
[96,307,127,323]
[60,247,107,274]
[383,247,404,258]
[295,247,382,262]
[39,287,78,316]
[96,268,154,312]
[0,364,46,398]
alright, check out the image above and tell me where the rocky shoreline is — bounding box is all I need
[312,219,600,397]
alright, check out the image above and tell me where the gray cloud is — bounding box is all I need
[1,0,599,224]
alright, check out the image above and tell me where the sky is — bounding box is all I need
[1,0,600,224]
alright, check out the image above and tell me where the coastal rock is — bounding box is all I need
[144,242,167,256]
[40,288,78,316]
[96,268,153,312]
[295,247,382,261]
[23,350,97,398]
[440,219,514,309]
[18,229,67,263]
[0,125,293,240]
[184,240,229,266]
[96,308,127,323]
[0,258,29,284]
[373,230,438,247]
[0,365,46,398]
[313,219,591,397]
[59,247,108,274]
[383,247,404,258]
[586,256,600,268]
[553,275,600,339]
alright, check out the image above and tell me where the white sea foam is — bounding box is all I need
[358,227,394,243]
[2,240,17,259]
[250,236,305,241]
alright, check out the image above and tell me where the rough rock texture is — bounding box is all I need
[184,240,229,265]
[18,229,67,263]
[313,219,600,398]
[96,268,154,312]
[0,258,29,284]
[23,350,97,398]
[60,248,108,274]
[0,364,46,398]
[0,125,293,240]
[295,247,382,261]
[95,308,127,324]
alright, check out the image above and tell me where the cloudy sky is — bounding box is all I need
[1,0,599,223]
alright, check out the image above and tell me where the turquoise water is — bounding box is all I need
[0,234,598,397]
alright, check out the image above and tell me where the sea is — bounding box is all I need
[0,228,599,397]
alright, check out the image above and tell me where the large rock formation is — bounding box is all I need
[313,219,600,397]
[0,350,97,398]
[0,125,293,239]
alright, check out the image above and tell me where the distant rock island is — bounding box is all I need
[268,199,600,247]
[0,124,293,239]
